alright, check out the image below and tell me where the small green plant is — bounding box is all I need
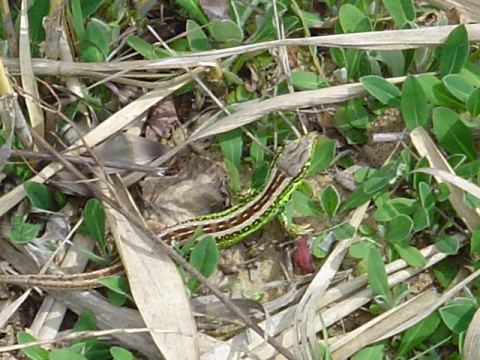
[8,182,66,244]
[9,214,42,244]
[186,235,219,294]
[69,0,120,63]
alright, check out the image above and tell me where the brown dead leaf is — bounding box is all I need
[141,155,229,226]
[146,95,179,139]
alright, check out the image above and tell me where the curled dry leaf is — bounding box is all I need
[146,95,179,139]
[52,133,168,196]
[141,155,230,227]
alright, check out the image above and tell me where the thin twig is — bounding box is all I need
[10,149,166,174]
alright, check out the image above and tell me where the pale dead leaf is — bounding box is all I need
[103,177,198,359]
[141,155,228,225]
[464,307,480,360]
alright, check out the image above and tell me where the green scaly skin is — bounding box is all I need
[164,133,318,248]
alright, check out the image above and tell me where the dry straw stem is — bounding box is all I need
[191,76,408,141]
[375,267,480,343]
[1,24,479,80]
[0,94,15,172]
[0,327,156,354]
[414,166,480,204]
[44,0,63,60]
[0,50,33,152]
[0,0,18,57]
[10,149,162,174]
[0,58,13,171]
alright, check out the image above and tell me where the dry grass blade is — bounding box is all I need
[0,57,13,173]
[410,126,480,231]
[102,176,198,359]
[414,167,480,200]
[293,202,369,359]
[29,234,96,341]
[330,290,439,359]
[1,24,479,83]
[192,73,445,141]
[0,327,154,354]
[0,291,31,330]
[190,77,403,141]
[19,0,44,140]
[0,93,14,172]
[142,24,480,65]
[464,307,480,360]
[378,267,480,342]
